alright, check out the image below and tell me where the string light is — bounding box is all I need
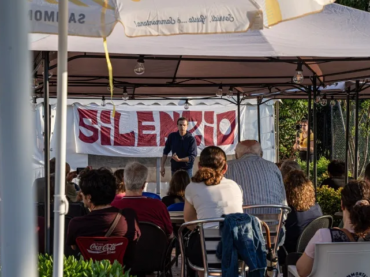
[122,87,129,101]
[315,92,321,104]
[293,62,304,84]
[184,99,189,110]
[330,96,336,107]
[31,95,37,111]
[101,96,106,106]
[216,85,223,97]
[320,94,328,106]
[134,56,145,75]
[227,87,233,98]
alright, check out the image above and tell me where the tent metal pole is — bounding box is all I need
[42,51,51,254]
[354,81,360,179]
[53,0,69,276]
[0,0,37,276]
[345,91,350,184]
[276,101,280,162]
[257,97,261,143]
[237,92,241,142]
[313,77,318,189]
[306,87,312,178]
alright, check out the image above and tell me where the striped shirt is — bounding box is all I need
[225,154,287,214]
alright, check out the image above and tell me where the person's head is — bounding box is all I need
[79,168,117,208]
[114,169,125,193]
[280,160,301,180]
[124,162,148,193]
[168,170,191,197]
[192,146,227,186]
[364,163,370,185]
[300,119,309,133]
[341,180,370,236]
[284,170,315,211]
[50,158,56,174]
[235,140,263,159]
[328,160,345,178]
[177,117,188,135]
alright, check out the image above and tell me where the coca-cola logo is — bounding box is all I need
[87,242,124,255]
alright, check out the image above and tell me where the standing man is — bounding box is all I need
[161,117,197,178]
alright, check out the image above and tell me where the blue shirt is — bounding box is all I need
[163,131,197,171]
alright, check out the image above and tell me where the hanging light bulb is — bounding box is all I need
[33,78,39,89]
[41,71,53,79]
[134,56,145,75]
[184,99,189,110]
[320,94,328,106]
[293,62,304,84]
[227,87,233,98]
[30,95,37,111]
[315,93,321,104]
[101,96,106,106]
[122,87,129,101]
[216,85,223,97]
[330,96,336,107]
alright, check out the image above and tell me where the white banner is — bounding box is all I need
[73,104,243,157]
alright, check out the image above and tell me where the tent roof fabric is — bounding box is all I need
[31,4,370,99]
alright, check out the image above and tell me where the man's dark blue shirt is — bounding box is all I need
[163,131,197,171]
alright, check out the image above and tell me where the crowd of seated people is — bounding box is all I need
[36,144,370,276]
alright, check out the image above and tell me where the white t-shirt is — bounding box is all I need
[185,177,243,228]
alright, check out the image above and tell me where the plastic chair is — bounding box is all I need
[178,217,272,277]
[167,202,184,211]
[125,221,174,277]
[76,237,129,265]
[296,215,333,253]
[288,242,370,277]
[142,192,161,200]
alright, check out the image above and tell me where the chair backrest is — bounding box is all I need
[296,215,333,253]
[126,221,169,274]
[76,237,129,265]
[310,242,370,276]
[243,204,291,255]
[178,218,254,277]
[142,192,161,200]
[167,202,185,211]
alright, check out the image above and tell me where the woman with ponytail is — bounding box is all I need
[184,146,243,271]
[296,180,370,277]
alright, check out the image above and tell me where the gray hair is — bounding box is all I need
[280,160,301,180]
[124,162,148,191]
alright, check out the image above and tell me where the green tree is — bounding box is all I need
[278,100,308,160]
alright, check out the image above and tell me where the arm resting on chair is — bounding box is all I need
[296,253,313,277]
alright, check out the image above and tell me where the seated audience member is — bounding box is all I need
[320,160,346,190]
[296,180,370,277]
[184,146,243,269]
[225,140,287,208]
[111,169,126,206]
[34,158,79,202]
[111,162,173,236]
[280,160,301,180]
[283,170,322,255]
[67,168,140,250]
[162,170,190,207]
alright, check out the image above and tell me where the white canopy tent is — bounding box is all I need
[30,4,370,99]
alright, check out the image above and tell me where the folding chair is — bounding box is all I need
[125,221,175,277]
[76,236,129,265]
[288,242,370,277]
[178,217,272,277]
[243,204,291,276]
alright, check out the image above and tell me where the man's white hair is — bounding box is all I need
[124,162,148,191]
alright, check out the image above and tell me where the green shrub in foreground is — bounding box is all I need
[38,254,134,277]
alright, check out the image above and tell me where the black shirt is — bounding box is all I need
[321,177,346,190]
